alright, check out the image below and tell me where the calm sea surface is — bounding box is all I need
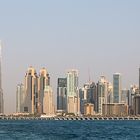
[0,120,140,140]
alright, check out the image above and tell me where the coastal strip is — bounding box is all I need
[0,116,140,121]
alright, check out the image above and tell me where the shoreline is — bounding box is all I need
[0,116,140,121]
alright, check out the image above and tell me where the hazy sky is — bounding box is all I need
[0,0,140,114]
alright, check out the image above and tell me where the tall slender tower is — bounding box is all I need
[113,73,122,103]
[24,67,38,114]
[139,67,140,94]
[97,76,109,114]
[67,69,80,115]
[0,41,4,113]
[38,68,50,114]
[57,78,67,111]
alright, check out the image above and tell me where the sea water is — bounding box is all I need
[0,120,140,140]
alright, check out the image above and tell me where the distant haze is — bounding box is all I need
[0,0,140,114]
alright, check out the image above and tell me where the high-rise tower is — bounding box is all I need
[113,73,122,103]
[139,68,140,94]
[97,76,109,114]
[24,67,38,114]
[38,68,50,114]
[67,69,78,97]
[0,41,4,114]
[67,69,80,115]
[43,85,55,116]
[57,78,67,111]
[16,84,24,113]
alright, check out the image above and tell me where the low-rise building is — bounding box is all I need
[102,103,128,116]
[84,103,94,116]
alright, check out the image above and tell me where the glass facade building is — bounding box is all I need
[57,78,67,111]
[113,73,122,103]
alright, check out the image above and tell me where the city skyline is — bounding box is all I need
[14,66,140,116]
[0,0,140,114]
[15,66,140,117]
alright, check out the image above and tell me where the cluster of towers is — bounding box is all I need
[58,72,140,116]
[0,42,139,116]
[16,68,80,116]
[16,67,55,116]
[57,73,126,116]
[57,70,80,115]
[56,71,140,116]
[16,67,140,116]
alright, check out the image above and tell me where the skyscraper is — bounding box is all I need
[67,69,78,97]
[139,68,140,94]
[43,85,55,116]
[16,84,24,113]
[113,73,122,103]
[38,68,50,114]
[24,67,38,114]
[67,69,80,115]
[57,78,67,111]
[97,76,109,114]
[0,41,4,114]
